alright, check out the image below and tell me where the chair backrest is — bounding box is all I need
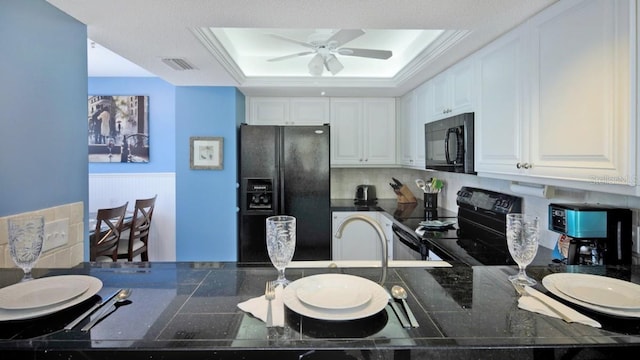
[90,202,128,261]
[126,195,157,257]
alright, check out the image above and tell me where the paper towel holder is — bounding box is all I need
[509,182,555,199]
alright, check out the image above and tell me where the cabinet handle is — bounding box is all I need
[523,163,532,169]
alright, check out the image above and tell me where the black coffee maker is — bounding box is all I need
[549,204,633,265]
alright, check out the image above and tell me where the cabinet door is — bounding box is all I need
[450,60,474,114]
[290,98,330,125]
[330,99,364,165]
[332,212,382,261]
[377,213,394,260]
[398,92,416,166]
[413,83,429,167]
[528,0,632,183]
[475,29,527,175]
[430,61,474,120]
[430,73,451,120]
[363,98,396,165]
[248,98,289,125]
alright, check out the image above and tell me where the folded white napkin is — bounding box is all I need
[518,286,601,328]
[237,285,285,327]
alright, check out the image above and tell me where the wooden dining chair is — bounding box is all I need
[90,202,129,262]
[117,195,157,262]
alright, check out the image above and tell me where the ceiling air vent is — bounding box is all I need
[161,58,197,71]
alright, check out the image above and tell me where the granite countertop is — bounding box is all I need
[1,262,639,359]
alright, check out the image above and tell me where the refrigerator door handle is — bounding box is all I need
[279,165,285,214]
[278,128,285,214]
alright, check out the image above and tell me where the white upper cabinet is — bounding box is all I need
[247,97,329,125]
[429,59,474,121]
[331,98,396,166]
[475,0,635,191]
[398,83,428,168]
[474,27,527,175]
[526,0,633,185]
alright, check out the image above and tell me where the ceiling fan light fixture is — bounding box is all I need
[324,54,343,75]
[308,53,324,76]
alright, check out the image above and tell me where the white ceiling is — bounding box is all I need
[48,0,558,97]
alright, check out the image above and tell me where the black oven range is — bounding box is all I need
[392,187,552,266]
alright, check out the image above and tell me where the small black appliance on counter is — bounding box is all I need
[549,203,633,265]
[354,185,377,205]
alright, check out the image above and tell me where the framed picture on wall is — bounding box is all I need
[190,137,223,170]
[88,95,149,163]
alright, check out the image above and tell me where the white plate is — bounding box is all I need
[553,273,640,310]
[543,273,640,318]
[0,276,91,310]
[283,274,387,321]
[0,275,103,321]
[295,274,372,310]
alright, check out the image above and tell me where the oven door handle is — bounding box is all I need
[392,224,429,260]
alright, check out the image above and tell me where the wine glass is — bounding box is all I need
[266,215,296,287]
[506,214,539,286]
[8,215,44,282]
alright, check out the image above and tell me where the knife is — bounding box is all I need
[64,289,121,331]
[81,289,130,332]
[385,287,411,328]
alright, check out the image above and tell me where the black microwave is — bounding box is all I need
[425,112,475,174]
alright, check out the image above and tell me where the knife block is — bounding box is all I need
[396,185,417,204]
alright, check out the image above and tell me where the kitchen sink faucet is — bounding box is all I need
[334,214,388,285]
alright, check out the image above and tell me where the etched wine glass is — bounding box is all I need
[266,215,296,287]
[8,215,44,282]
[506,214,539,286]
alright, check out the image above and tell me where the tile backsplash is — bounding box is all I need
[331,168,640,265]
[0,202,84,269]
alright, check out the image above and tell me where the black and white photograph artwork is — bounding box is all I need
[88,95,149,163]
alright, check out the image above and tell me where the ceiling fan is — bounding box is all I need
[266,29,393,76]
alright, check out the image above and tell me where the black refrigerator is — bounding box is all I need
[238,124,331,264]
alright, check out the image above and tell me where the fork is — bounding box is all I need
[265,281,275,327]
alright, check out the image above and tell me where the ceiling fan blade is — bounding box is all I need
[327,29,365,46]
[267,51,314,62]
[268,34,314,49]
[337,48,393,59]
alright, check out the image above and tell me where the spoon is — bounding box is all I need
[391,285,419,328]
[415,179,427,193]
[81,288,132,331]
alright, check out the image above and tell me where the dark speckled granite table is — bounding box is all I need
[1,262,640,359]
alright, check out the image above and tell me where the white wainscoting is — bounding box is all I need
[89,173,176,261]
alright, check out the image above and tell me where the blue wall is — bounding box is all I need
[88,78,244,261]
[88,77,176,173]
[0,0,87,217]
[3,0,244,261]
[175,87,244,261]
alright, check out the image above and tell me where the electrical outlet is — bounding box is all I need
[43,219,69,252]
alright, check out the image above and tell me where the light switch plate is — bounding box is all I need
[43,218,69,252]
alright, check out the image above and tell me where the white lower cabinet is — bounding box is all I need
[475,0,635,190]
[332,212,393,261]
